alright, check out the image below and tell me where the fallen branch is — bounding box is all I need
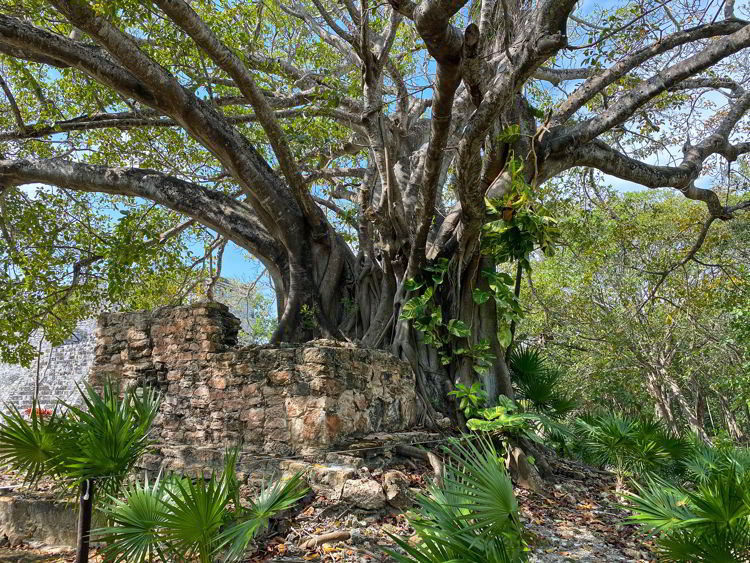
[394,444,444,487]
[299,530,351,550]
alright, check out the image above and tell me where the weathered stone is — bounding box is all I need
[281,460,358,500]
[208,376,227,389]
[383,470,412,508]
[324,452,365,468]
[0,493,104,548]
[268,369,293,385]
[240,408,265,425]
[63,303,419,477]
[341,478,386,510]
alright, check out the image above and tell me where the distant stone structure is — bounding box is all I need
[90,302,417,475]
[0,319,97,409]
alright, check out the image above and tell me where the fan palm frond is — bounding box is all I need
[385,436,526,562]
[0,402,69,484]
[97,473,171,563]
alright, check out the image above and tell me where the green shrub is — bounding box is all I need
[625,467,750,562]
[97,449,308,563]
[0,381,161,497]
[0,381,162,561]
[448,382,488,419]
[466,396,542,445]
[508,346,576,418]
[683,442,750,485]
[386,436,527,563]
[572,412,684,486]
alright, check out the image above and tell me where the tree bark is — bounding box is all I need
[646,373,679,435]
[1,0,748,430]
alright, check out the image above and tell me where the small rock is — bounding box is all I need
[383,469,412,508]
[324,452,365,468]
[436,416,452,428]
[280,460,356,500]
[342,478,386,510]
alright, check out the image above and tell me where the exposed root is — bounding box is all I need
[394,444,444,487]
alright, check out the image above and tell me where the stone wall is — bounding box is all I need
[91,302,417,474]
[0,278,270,413]
[0,319,96,409]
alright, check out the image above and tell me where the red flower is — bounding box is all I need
[23,407,54,418]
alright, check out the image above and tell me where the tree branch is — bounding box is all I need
[552,20,749,126]
[29,3,306,245]
[533,66,593,85]
[565,139,750,217]
[0,73,26,133]
[0,158,283,265]
[152,0,321,227]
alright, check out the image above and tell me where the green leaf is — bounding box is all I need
[498,325,512,348]
[404,278,425,292]
[446,319,471,338]
[472,288,491,304]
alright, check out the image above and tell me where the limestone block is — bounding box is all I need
[281,461,357,500]
[240,408,265,426]
[341,478,386,510]
[268,369,294,385]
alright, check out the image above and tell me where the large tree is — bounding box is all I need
[1,0,749,419]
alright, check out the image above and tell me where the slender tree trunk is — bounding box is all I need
[646,373,679,434]
[717,394,745,442]
[694,386,707,436]
[76,479,94,563]
[661,370,710,443]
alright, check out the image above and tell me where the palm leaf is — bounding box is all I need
[0,401,69,484]
[218,472,308,562]
[160,475,228,563]
[96,473,170,563]
[384,436,525,562]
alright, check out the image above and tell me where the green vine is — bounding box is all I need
[482,154,559,272]
[400,259,513,374]
[400,149,560,371]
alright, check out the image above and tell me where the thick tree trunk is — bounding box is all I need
[271,230,357,343]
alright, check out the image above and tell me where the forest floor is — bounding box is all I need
[241,454,655,563]
[0,453,654,562]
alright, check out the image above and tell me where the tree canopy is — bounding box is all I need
[1,0,749,419]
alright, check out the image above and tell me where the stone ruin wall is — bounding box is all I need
[90,302,418,475]
[0,280,269,414]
